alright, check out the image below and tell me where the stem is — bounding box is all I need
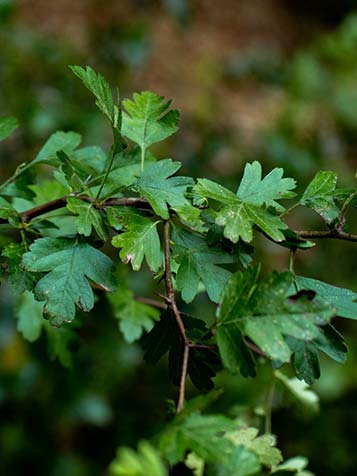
[163,220,189,412]
[337,190,357,231]
[296,229,357,242]
[177,345,189,413]
[264,382,275,434]
[95,147,116,202]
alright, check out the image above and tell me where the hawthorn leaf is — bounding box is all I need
[121,91,179,151]
[112,210,162,272]
[136,159,196,221]
[237,161,296,212]
[108,284,160,343]
[16,290,44,342]
[22,237,116,325]
[172,227,234,303]
[216,324,256,377]
[109,441,167,476]
[272,456,315,475]
[285,336,320,385]
[300,171,340,223]
[217,267,334,362]
[313,324,347,363]
[194,166,292,243]
[0,116,18,141]
[275,371,319,412]
[2,242,36,293]
[295,275,357,319]
[158,412,259,474]
[226,427,282,467]
[66,197,107,241]
[33,131,82,165]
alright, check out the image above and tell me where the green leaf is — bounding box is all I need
[45,324,76,368]
[0,116,18,141]
[158,413,259,476]
[285,336,320,385]
[217,267,334,362]
[33,131,82,165]
[108,283,160,343]
[237,161,296,212]
[70,65,123,148]
[295,275,357,319]
[111,210,162,272]
[300,171,340,223]
[66,197,107,241]
[22,237,116,325]
[275,371,319,412]
[216,324,256,377]
[109,441,167,476]
[194,161,295,243]
[137,159,197,221]
[313,324,347,363]
[16,291,44,342]
[272,456,315,475]
[226,427,282,467]
[16,290,76,367]
[2,243,36,293]
[121,91,179,151]
[172,227,234,303]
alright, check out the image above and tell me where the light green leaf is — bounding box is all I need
[70,65,120,132]
[275,371,319,412]
[237,161,296,212]
[112,210,162,272]
[226,427,282,467]
[109,441,167,476]
[22,237,116,325]
[108,283,160,343]
[66,197,107,241]
[33,131,82,165]
[158,412,259,476]
[16,290,75,367]
[172,227,234,303]
[194,167,291,244]
[217,267,334,362]
[16,291,44,342]
[121,91,179,151]
[272,456,315,475]
[300,171,340,223]
[295,275,357,319]
[137,159,196,221]
[0,116,18,141]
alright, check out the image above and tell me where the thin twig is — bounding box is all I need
[135,297,167,310]
[163,220,189,412]
[296,229,357,242]
[177,345,189,413]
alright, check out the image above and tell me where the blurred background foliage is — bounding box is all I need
[1,0,357,474]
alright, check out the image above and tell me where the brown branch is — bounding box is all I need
[164,220,189,413]
[135,297,167,310]
[245,339,268,358]
[0,194,151,225]
[296,229,357,242]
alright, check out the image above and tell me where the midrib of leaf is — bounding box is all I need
[140,100,151,172]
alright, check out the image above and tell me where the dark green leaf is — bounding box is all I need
[22,237,116,325]
[172,227,234,303]
[295,275,357,319]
